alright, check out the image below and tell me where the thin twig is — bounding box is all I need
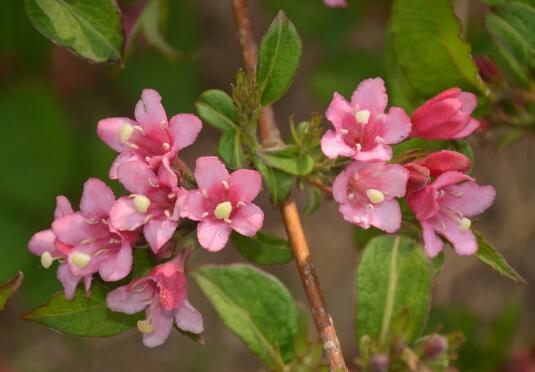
[231,1,348,370]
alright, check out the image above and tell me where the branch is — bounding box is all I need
[231,1,348,370]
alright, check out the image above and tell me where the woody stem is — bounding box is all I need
[231,1,348,371]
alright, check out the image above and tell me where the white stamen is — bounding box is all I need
[201,212,209,218]
[375,136,384,144]
[137,320,154,334]
[459,217,471,231]
[148,178,159,187]
[85,218,100,225]
[437,190,445,198]
[366,189,385,204]
[356,110,371,124]
[237,201,245,208]
[71,252,91,269]
[348,193,355,200]
[202,189,208,198]
[145,156,151,163]
[143,214,153,223]
[224,218,232,224]
[352,173,360,181]
[214,201,232,220]
[340,128,349,135]
[133,125,145,134]
[164,210,171,218]
[80,239,94,245]
[94,248,108,256]
[41,252,53,269]
[119,123,134,144]
[133,195,151,213]
[168,193,176,199]
[451,190,464,197]
[162,142,170,150]
[127,143,139,150]
[355,143,362,151]
[375,114,385,123]
[222,180,230,190]
[367,204,375,210]
[160,120,167,128]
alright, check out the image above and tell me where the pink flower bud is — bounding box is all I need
[422,334,448,360]
[404,163,430,195]
[411,88,480,140]
[475,55,502,83]
[416,150,471,177]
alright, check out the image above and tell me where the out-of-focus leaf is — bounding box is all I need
[0,272,24,311]
[195,89,238,132]
[494,38,530,86]
[432,252,445,277]
[353,227,383,251]
[138,0,178,60]
[24,0,124,63]
[253,157,293,205]
[230,231,293,265]
[475,231,526,284]
[193,264,297,369]
[257,11,302,106]
[130,247,156,278]
[303,187,321,214]
[356,235,433,345]
[391,0,488,97]
[453,139,474,169]
[219,129,245,170]
[22,282,141,336]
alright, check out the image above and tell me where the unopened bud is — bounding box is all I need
[475,55,502,83]
[423,334,448,360]
[370,354,389,372]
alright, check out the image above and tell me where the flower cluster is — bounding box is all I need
[323,78,495,257]
[28,89,264,347]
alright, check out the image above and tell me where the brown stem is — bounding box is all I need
[231,1,348,370]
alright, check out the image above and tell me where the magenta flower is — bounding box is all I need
[323,0,347,7]
[97,89,202,178]
[29,179,138,299]
[407,171,496,257]
[110,158,184,254]
[332,161,409,233]
[182,156,264,252]
[411,88,480,140]
[321,78,411,162]
[106,253,203,348]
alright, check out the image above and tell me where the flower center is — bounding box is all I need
[366,189,385,204]
[133,195,151,213]
[40,251,54,269]
[71,252,91,269]
[214,201,232,220]
[355,109,370,125]
[137,319,154,334]
[119,123,135,144]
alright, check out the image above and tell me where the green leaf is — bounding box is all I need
[219,129,245,170]
[231,231,293,265]
[0,272,24,311]
[22,282,141,336]
[353,226,383,251]
[130,247,157,278]
[475,231,526,284]
[293,303,309,356]
[303,187,321,214]
[390,0,488,97]
[263,148,315,176]
[432,252,445,277]
[356,235,433,345]
[195,89,238,132]
[257,11,302,106]
[253,157,293,205]
[138,0,179,60]
[24,0,124,63]
[193,264,297,368]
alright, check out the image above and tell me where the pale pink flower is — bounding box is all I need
[332,161,409,233]
[97,89,202,178]
[323,0,347,7]
[407,171,495,257]
[106,253,203,348]
[182,156,264,252]
[110,158,184,254]
[29,179,138,299]
[411,88,480,140]
[321,78,411,162]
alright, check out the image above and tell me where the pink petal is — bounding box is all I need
[109,153,140,180]
[84,276,92,293]
[117,160,157,195]
[321,130,355,159]
[332,165,352,203]
[326,92,355,130]
[350,78,388,114]
[432,171,474,189]
[230,202,264,237]
[106,284,154,314]
[360,163,409,199]
[169,114,202,151]
[441,182,496,217]
[99,242,133,281]
[55,196,73,219]
[422,222,444,257]
[97,117,137,153]
[370,200,402,233]
[451,118,480,139]
[143,303,174,348]
[194,156,229,191]
[110,197,146,231]
[182,190,206,221]
[323,0,348,7]
[57,263,80,300]
[152,261,186,311]
[439,217,478,255]
[134,89,168,140]
[339,203,370,229]
[52,213,107,246]
[80,178,116,219]
[197,219,232,252]
[144,218,178,253]
[175,300,203,334]
[458,92,477,113]
[407,187,439,221]
[354,144,392,161]
[29,229,56,256]
[412,98,461,129]
[229,169,262,202]
[379,107,411,144]
[157,157,178,189]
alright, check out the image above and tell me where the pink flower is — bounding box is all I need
[323,0,347,7]
[97,89,202,178]
[332,161,409,233]
[411,88,480,140]
[110,158,184,254]
[407,171,496,257]
[321,78,411,162]
[182,156,264,252]
[106,253,203,348]
[29,179,138,299]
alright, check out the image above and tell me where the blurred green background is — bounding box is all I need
[1,0,534,371]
